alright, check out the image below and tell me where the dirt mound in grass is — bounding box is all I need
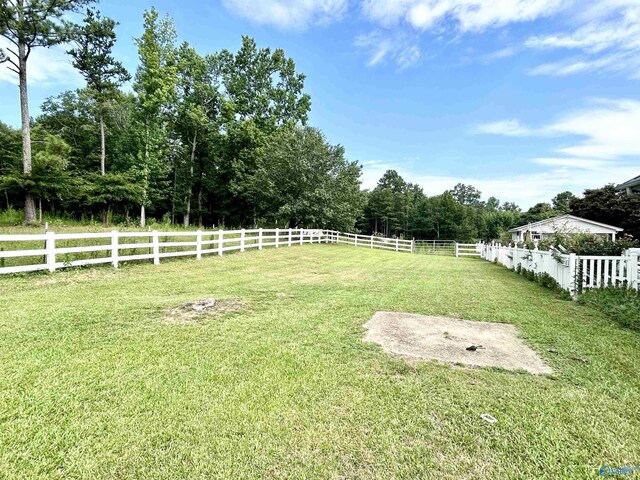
[364,311,553,375]
[165,298,246,324]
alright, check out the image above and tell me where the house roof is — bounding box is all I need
[508,214,623,233]
[616,174,640,191]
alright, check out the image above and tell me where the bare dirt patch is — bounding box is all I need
[164,298,246,324]
[364,311,553,375]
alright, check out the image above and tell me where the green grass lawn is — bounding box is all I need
[1,245,638,479]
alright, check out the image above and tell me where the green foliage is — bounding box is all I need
[363,170,420,237]
[515,266,571,299]
[578,287,640,331]
[570,184,640,240]
[523,202,556,223]
[450,183,481,206]
[0,207,24,226]
[0,127,72,203]
[538,232,638,256]
[222,36,311,130]
[551,191,576,214]
[360,175,521,241]
[4,5,635,238]
[68,8,130,105]
[0,0,94,53]
[251,126,363,230]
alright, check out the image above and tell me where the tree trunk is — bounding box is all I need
[197,185,203,228]
[141,124,149,228]
[38,197,42,223]
[171,163,177,225]
[99,111,106,175]
[18,40,35,224]
[183,132,197,228]
[184,197,190,227]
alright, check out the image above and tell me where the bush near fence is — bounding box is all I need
[481,243,639,297]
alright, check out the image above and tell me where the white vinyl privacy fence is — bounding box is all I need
[481,244,639,295]
[0,228,414,275]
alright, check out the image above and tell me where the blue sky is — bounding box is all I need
[1,0,639,208]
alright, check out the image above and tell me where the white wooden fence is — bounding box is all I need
[455,243,483,257]
[481,244,639,295]
[0,228,414,275]
[325,230,413,253]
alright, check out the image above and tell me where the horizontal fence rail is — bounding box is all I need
[480,244,639,295]
[455,243,483,257]
[324,231,413,253]
[0,228,414,275]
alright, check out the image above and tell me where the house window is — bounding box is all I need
[532,233,541,240]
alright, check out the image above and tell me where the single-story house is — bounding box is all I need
[616,174,640,196]
[509,214,623,242]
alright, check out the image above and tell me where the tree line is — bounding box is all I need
[1,1,638,242]
[357,173,640,242]
[1,1,362,230]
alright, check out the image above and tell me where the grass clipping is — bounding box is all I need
[364,311,553,375]
[164,298,246,324]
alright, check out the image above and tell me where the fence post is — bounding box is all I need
[240,229,246,253]
[355,235,358,247]
[152,230,160,265]
[628,253,638,290]
[455,242,459,257]
[46,231,56,272]
[370,235,374,249]
[395,238,399,252]
[196,230,202,260]
[218,229,224,256]
[258,228,263,250]
[568,253,577,298]
[300,229,304,246]
[411,238,415,254]
[111,230,119,269]
[275,228,280,248]
[288,228,292,247]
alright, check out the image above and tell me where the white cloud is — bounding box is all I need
[527,53,634,77]
[526,4,640,53]
[473,119,533,136]
[361,0,567,32]
[477,98,640,160]
[362,96,640,207]
[354,31,421,69]
[463,98,640,205]
[480,46,518,63]
[531,157,610,169]
[525,2,640,78]
[547,99,640,159]
[221,0,348,30]
[0,39,81,87]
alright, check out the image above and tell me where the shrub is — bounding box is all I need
[539,233,638,256]
[0,207,24,226]
[514,265,571,299]
[578,287,640,331]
